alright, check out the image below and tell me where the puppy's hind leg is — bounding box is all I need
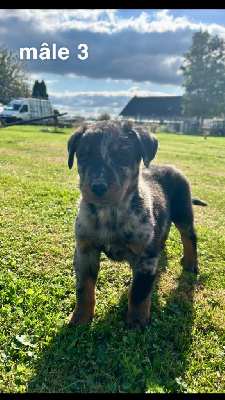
[171,176,199,274]
[174,221,199,274]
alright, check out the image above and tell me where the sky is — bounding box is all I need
[1,8,225,119]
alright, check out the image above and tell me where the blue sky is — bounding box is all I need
[1,9,225,118]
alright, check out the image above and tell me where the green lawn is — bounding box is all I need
[0,125,224,393]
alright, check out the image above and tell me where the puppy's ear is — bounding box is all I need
[67,124,88,169]
[134,125,158,167]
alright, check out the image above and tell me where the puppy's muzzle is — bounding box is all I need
[91,182,108,197]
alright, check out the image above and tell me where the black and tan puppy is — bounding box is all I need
[67,120,207,330]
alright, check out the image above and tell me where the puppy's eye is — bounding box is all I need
[117,151,129,164]
[78,153,88,163]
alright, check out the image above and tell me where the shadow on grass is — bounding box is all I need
[27,250,204,393]
[51,130,68,135]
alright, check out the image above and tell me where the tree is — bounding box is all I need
[180,30,225,128]
[32,80,48,99]
[98,113,111,121]
[0,44,30,105]
[74,115,86,123]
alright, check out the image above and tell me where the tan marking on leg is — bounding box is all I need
[79,239,95,251]
[180,236,199,273]
[126,243,143,256]
[175,223,199,273]
[125,288,151,329]
[68,277,96,327]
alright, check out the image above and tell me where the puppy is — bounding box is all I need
[67,120,207,330]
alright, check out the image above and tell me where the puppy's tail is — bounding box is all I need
[192,198,208,207]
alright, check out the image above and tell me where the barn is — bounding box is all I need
[119,95,183,123]
[119,95,225,135]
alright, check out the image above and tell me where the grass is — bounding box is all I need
[0,125,224,393]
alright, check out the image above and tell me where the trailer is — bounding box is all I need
[0,112,67,129]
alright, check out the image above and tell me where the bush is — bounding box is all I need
[98,113,111,121]
[149,123,161,133]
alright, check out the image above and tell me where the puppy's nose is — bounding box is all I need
[91,182,108,196]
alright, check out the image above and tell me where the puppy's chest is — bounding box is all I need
[97,207,145,241]
[77,204,153,246]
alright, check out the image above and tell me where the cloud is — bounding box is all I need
[1,9,224,36]
[1,8,225,86]
[49,86,172,100]
[7,28,189,85]
[49,86,173,117]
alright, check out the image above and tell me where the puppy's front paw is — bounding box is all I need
[124,320,147,332]
[124,311,150,332]
[68,309,93,327]
[180,256,199,274]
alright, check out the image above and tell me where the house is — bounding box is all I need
[119,95,201,133]
[119,95,183,122]
[119,95,225,135]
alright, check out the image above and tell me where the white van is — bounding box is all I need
[0,103,4,114]
[0,98,54,124]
